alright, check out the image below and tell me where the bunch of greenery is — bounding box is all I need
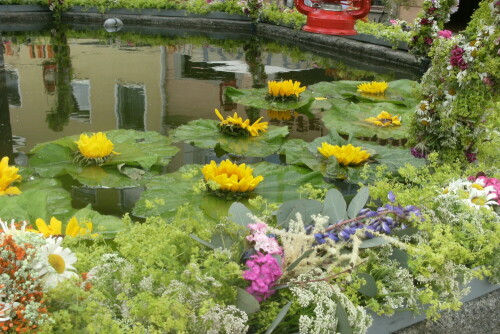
[260,3,306,29]
[407,0,459,57]
[355,20,411,49]
[409,0,499,163]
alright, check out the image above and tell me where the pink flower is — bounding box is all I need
[247,222,267,234]
[438,30,453,39]
[389,19,398,25]
[243,253,282,302]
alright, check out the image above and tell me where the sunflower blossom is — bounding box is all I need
[365,111,401,127]
[74,132,118,165]
[215,109,268,137]
[317,143,371,166]
[0,157,22,196]
[202,160,264,195]
[35,216,96,238]
[357,81,388,95]
[267,80,306,100]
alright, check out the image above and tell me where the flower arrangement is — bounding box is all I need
[364,111,401,127]
[201,159,264,197]
[267,80,306,101]
[73,132,119,166]
[215,109,268,137]
[0,157,22,197]
[408,0,460,56]
[356,81,388,95]
[317,143,371,167]
[410,0,499,162]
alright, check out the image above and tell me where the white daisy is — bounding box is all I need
[34,237,78,289]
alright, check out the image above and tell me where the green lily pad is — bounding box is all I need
[225,86,315,117]
[28,129,179,187]
[322,102,413,140]
[172,119,289,157]
[73,205,128,238]
[132,162,331,220]
[309,79,420,110]
[280,131,426,183]
[0,178,73,223]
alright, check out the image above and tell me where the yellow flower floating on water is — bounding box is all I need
[267,80,306,100]
[74,132,119,166]
[202,159,264,194]
[365,111,401,127]
[215,109,268,137]
[357,81,388,95]
[35,216,96,238]
[0,156,22,196]
[317,143,371,166]
[267,109,294,121]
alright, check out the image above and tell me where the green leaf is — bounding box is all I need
[210,233,235,249]
[228,202,255,228]
[347,186,370,219]
[172,119,289,158]
[285,249,314,272]
[225,86,315,116]
[322,188,347,224]
[389,248,409,269]
[72,205,127,238]
[357,273,378,297]
[265,301,293,334]
[29,130,179,187]
[133,162,331,221]
[359,237,389,249]
[189,234,215,249]
[276,199,323,228]
[236,287,260,315]
[335,300,353,334]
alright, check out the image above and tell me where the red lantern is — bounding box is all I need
[294,0,371,35]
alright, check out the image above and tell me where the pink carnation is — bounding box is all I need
[243,253,282,302]
[438,30,452,39]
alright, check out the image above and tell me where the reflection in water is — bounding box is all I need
[115,83,146,131]
[46,27,78,132]
[0,41,14,158]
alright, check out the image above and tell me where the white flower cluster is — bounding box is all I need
[440,179,498,210]
[194,305,249,334]
[290,274,372,334]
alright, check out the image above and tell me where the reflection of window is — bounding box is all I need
[5,67,21,107]
[70,80,91,123]
[114,83,147,131]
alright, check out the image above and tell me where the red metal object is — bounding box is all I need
[294,0,371,35]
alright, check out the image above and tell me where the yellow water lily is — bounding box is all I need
[357,81,388,95]
[202,159,264,193]
[74,132,119,165]
[0,156,22,196]
[267,110,294,121]
[317,143,371,166]
[215,109,268,137]
[267,80,306,100]
[364,111,401,127]
[35,216,96,238]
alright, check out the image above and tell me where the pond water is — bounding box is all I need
[0,26,422,216]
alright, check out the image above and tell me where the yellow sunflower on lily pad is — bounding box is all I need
[202,159,264,197]
[365,111,401,127]
[215,109,268,137]
[317,143,371,166]
[0,156,22,196]
[357,81,388,95]
[74,132,119,166]
[267,80,306,101]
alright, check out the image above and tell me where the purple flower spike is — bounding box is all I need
[388,191,396,203]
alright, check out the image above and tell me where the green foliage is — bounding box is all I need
[261,3,306,29]
[355,20,411,49]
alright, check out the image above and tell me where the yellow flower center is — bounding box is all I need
[317,143,370,166]
[267,80,306,99]
[0,156,22,196]
[364,111,401,127]
[357,81,388,95]
[48,254,66,274]
[75,132,117,159]
[471,197,486,206]
[202,160,264,193]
